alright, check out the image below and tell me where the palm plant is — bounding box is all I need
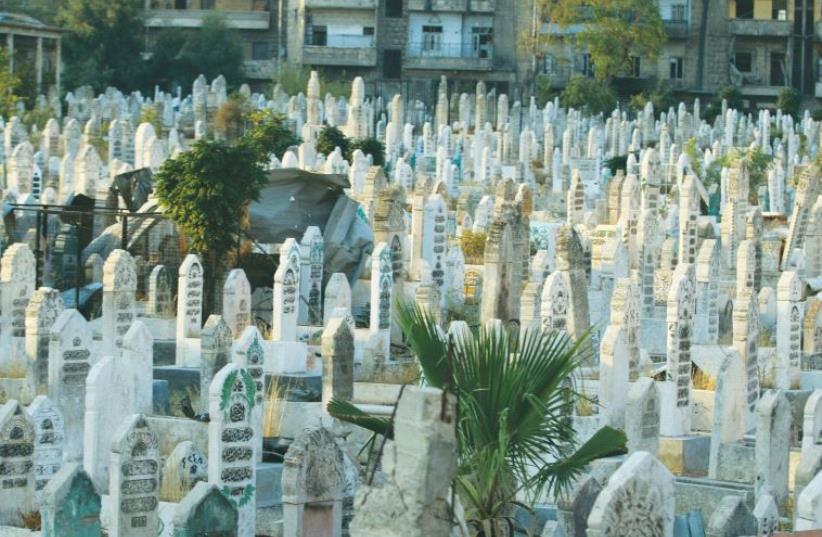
[329,301,627,536]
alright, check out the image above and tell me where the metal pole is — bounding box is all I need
[34,209,42,288]
[121,215,128,251]
[74,227,81,312]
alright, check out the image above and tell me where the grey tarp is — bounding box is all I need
[249,169,373,282]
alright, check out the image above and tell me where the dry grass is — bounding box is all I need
[692,367,716,391]
[576,396,596,417]
[159,469,191,503]
[20,510,40,531]
[263,375,289,438]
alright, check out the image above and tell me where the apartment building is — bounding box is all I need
[143,0,279,82]
[287,0,530,100]
[536,0,821,107]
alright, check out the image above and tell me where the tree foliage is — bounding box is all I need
[316,125,351,157]
[241,109,301,162]
[540,0,665,82]
[58,0,145,91]
[349,138,385,166]
[777,87,801,118]
[0,48,22,119]
[153,139,267,264]
[559,75,617,116]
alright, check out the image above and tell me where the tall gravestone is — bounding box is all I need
[0,243,35,377]
[102,249,137,356]
[25,287,64,394]
[27,394,64,492]
[48,309,92,462]
[223,269,251,339]
[208,363,257,536]
[109,414,160,537]
[273,239,301,341]
[232,326,266,463]
[299,226,324,326]
[123,321,154,415]
[200,315,233,415]
[177,254,204,366]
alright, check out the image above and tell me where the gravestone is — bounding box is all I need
[102,249,137,356]
[324,273,351,326]
[299,226,324,326]
[172,481,238,537]
[25,287,64,394]
[625,377,660,455]
[40,463,102,537]
[273,239,301,341]
[160,440,208,503]
[27,394,64,492]
[322,317,355,407]
[232,326,265,462]
[200,315,233,415]
[0,400,36,525]
[587,452,675,537]
[123,321,154,414]
[755,390,790,509]
[84,354,137,492]
[48,309,92,462]
[705,495,757,537]
[177,254,204,366]
[146,265,172,317]
[208,363,257,537]
[223,269,251,339]
[282,427,347,537]
[109,414,160,537]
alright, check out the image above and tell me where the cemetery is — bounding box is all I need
[0,68,819,537]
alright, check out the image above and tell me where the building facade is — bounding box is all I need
[536,0,822,107]
[287,0,532,101]
[142,0,280,83]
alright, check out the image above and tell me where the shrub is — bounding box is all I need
[776,87,801,118]
[241,109,300,161]
[214,94,252,141]
[348,137,385,166]
[559,75,617,116]
[717,85,743,110]
[316,125,350,157]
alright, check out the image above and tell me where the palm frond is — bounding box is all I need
[530,425,628,495]
[395,300,450,389]
[326,398,394,439]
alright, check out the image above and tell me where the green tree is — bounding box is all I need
[142,29,187,92]
[153,139,268,312]
[58,0,145,91]
[0,48,22,119]
[348,138,385,166]
[176,13,244,89]
[330,303,626,535]
[241,109,301,162]
[777,87,801,118]
[540,0,665,82]
[560,75,617,116]
[316,125,351,157]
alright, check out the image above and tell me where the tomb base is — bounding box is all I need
[659,435,710,476]
[257,462,283,507]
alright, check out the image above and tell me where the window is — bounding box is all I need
[386,0,402,17]
[735,0,754,19]
[175,0,188,8]
[772,0,787,19]
[200,0,214,8]
[671,4,686,21]
[471,27,493,58]
[422,25,443,52]
[363,26,375,36]
[582,53,594,77]
[733,52,752,72]
[669,57,683,79]
[629,56,641,77]
[384,49,402,79]
[308,25,327,46]
[543,55,556,74]
[770,52,785,85]
[252,41,272,60]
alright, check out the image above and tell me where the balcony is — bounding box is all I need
[302,35,377,66]
[405,43,493,71]
[728,18,792,37]
[407,0,467,11]
[663,19,690,38]
[303,0,376,7]
[144,9,270,30]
